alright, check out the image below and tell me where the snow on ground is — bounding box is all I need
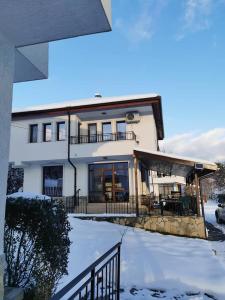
[7,192,51,200]
[58,214,225,299]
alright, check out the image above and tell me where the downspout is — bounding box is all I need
[67,111,77,202]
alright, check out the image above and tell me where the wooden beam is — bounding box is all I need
[134,156,139,217]
[195,173,201,217]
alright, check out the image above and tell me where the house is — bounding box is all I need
[10,93,163,205]
[10,92,217,213]
[10,93,218,238]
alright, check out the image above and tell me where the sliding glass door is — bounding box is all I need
[89,162,129,203]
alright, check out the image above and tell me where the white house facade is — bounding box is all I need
[10,93,164,204]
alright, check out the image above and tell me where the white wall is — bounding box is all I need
[10,108,158,166]
[23,165,42,194]
[10,105,159,198]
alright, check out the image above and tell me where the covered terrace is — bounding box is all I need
[133,148,217,218]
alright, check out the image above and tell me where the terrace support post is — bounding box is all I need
[0,34,15,300]
[199,177,207,238]
[134,156,139,217]
[195,173,201,217]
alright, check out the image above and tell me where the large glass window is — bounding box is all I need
[116,121,126,140]
[102,122,112,141]
[43,166,63,197]
[89,162,129,203]
[88,123,97,143]
[43,123,52,142]
[57,122,66,141]
[29,124,38,143]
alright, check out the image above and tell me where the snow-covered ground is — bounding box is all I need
[57,206,225,300]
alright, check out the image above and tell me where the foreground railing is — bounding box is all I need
[51,242,121,300]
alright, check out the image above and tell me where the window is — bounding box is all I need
[88,123,97,143]
[116,121,126,140]
[89,162,129,203]
[102,122,112,141]
[29,124,38,143]
[43,123,52,142]
[43,166,63,197]
[57,121,66,141]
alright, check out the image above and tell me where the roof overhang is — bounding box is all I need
[134,148,217,178]
[0,0,112,47]
[14,44,49,83]
[1,0,111,84]
[12,95,164,140]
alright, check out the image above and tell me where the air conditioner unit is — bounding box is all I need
[195,163,204,170]
[125,111,140,124]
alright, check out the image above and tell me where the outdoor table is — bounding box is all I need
[160,199,183,216]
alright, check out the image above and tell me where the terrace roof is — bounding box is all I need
[134,148,217,178]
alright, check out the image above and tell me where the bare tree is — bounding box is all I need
[7,164,24,195]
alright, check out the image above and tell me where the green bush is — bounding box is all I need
[4,197,71,300]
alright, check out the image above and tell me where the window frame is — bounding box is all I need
[43,123,52,142]
[116,120,126,140]
[102,122,112,141]
[42,165,63,197]
[56,121,66,141]
[29,124,38,143]
[88,123,97,143]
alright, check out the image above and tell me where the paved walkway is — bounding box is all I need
[206,221,225,242]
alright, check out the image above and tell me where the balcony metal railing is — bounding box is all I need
[70,131,136,144]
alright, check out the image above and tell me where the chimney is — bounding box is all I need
[94,93,102,98]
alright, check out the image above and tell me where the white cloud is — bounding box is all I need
[160,128,225,162]
[115,0,166,44]
[177,0,213,39]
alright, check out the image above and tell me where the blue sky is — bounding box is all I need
[13,0,225,161]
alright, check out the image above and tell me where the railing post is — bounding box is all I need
[86,197,88,214]
[116,244,121,300]
[134,156,139,217]
[90,268,95,300]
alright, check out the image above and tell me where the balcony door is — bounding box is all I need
[89,162,129,203]
[88,123,97,143]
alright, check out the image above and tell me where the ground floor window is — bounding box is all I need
[43,166,63,197]
[88,162,129,203]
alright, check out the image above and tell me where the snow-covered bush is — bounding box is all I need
[4,196,71,300]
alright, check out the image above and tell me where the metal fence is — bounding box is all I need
[51,242,121,300]
[62,196,138,215]
[56,195,197,217]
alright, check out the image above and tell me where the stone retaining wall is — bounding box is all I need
[86,216,206,239]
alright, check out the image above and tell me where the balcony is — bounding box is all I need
[70,131,136,144]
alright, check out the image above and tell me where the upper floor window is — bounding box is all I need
[29,124,38,143]
[116,121,126,140]
[102,122,112,141]
[57,121,66,141]
[43,123,52,142]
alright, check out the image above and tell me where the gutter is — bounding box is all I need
[67,111,77,201]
